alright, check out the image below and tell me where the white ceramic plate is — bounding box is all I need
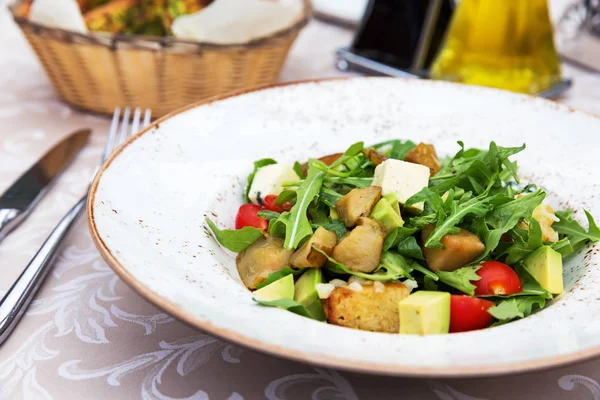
[88,78,600,377]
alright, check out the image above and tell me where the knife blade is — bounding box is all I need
[0,129,91,242]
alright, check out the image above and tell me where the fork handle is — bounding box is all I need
[0,195,87,345]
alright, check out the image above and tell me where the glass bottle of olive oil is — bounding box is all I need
[429,0,562,94]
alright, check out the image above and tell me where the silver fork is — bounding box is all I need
[0,107,151,345]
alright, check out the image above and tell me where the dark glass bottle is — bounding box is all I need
[350,0,455,76]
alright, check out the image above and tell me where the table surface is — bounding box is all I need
[3,1,600,399]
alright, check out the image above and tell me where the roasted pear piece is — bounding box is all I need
[324,283,410,333]
[236,235,293,289]
[421,225,485,272]
[331,217,386,273]
[290,227,337,268]
[404,143,442,176]
[335,186,382,228]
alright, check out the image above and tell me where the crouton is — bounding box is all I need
[404,143,442,176]
[332,217,386,273]
[323,283,410,333]
[290,227,337,268]
[335,186,382,227]
[421,225,485,272]
[236,235,293,289]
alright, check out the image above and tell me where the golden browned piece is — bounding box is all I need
[323,283,410,333]
[364,148,387,166]
[290,227,337,268]
[84,0,138,33]
[421,225,485,272]
[236,235,293,289]
[404,143,442,176]
[332,217,386,273]
[335,186,382,228]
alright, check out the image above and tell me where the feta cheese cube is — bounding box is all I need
[371,160,429,213]
[248,164,299,205]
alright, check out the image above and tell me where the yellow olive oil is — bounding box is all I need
[430,0,562,94]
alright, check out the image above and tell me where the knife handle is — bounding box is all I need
[0,208,25,243]
[0,195,86,345]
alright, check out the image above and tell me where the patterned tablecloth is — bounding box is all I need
[2,1,600,399]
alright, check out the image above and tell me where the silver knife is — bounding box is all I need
[0,129,91,243]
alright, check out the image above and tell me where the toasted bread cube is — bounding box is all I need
[421,225,485,272]
[335,186,382,227]
[236,235,293,289]
[404,143,442,176]
[290,227,337,268]
[323,283,410,333]
[332,217,386,273]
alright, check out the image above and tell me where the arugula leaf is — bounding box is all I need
[476,190,545,260]
[380,251,439,281]
[312,219,347,240]
[488,296,547,322]
[424,276,439,290]
[379,251,413,280]
[383,226,419,251]
[205,218,264,252]
[503,219,543,265]
[551,237,574,256]
[244,158,277,202]
[319,188,343,208]
[255,267,303,289]
[405,187,446,221]
[554,209,600,249]
[254,298,319,320]
[317,248,412,281]
[276,190,297,205]
[274,166,325,249]
[422,197,491,249]
[370,139,416,159]
[429,142,525,195]
[396,236,425,260]
[293,161,305,178]
[436,265,482,296]
[257,210,281,221]
[323,176,373,188]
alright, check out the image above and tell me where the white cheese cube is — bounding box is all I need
[371,160,430,213]
[248,164,299,205]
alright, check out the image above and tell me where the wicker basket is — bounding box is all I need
[9,1,311,118]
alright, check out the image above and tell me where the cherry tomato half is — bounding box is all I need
[450,295,495,333]
[474,261,522,296]
[263,194,292,213]
[235,204,268,231]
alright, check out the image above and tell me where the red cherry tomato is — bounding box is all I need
[263,194,292,213]
[450,295,495,333]
[474,261,522,296]
[235,204,268,231]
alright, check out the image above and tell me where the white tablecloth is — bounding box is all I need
[2,1,600,399]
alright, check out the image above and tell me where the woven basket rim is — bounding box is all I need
[8,0,312,50]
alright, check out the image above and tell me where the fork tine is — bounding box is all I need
[143,109,152,128]
[102,107,121,163]
[130,107,142,136]
[117,107,131,145]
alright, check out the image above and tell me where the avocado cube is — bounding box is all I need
[398,291,450,335]
[253,274,294,301]
[294,269,326,321]
[383,192,401,215]
[523,246,563,295]
[371,198,404,232]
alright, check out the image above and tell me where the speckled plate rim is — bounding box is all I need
[87,77,600,378]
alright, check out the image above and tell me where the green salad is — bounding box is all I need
[206,140,600,335]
